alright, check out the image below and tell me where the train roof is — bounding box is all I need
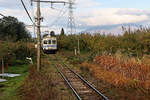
[42,36,56,41]
[43,34,56,38]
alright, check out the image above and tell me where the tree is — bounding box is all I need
[60,28,65,36]
[0,42,10,74]
[0,16,31,41]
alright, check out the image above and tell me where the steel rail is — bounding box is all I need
[54,64,82,100]
[62,62,109,100]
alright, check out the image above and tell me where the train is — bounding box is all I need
[41,34,57,54]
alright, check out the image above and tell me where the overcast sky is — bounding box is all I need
[0,0,150,35]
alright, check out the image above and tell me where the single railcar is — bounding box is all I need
[42,35,57,54]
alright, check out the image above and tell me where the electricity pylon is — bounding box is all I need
[67,0,76,34]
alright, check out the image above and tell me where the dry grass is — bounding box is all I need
[82,54,150,91]
[19,63,58,100]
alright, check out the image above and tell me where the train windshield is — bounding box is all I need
[43,40,47,44]
[48,40,51,44]
[52,40,56,44]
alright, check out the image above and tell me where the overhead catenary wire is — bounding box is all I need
[0,13,10,23]
[30,1,36,38]
[41,3,67,34]
[28,0,70,36]
[20,0,34,24]
[0,13,5,17]
[46,8,68,34]
[54,8,68,30]
[33,0,67,4]
[48,6,67,28]
[29,0,35,23]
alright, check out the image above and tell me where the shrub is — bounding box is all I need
[0,41,36,66]
[57,27,150,58]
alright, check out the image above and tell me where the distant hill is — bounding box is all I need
[82,24,142,35]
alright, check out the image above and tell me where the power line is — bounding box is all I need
[33,0,67,4]
[29,1,36,38]
[0,13,5,17]
[0,13,8,23]
[48,6,67,28]
[20,0,34,24]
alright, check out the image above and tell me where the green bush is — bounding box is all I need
[57,27,150,58]
[0,41,36,66]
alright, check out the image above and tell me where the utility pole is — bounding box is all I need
[2,58,4,75]
[78,37,80,55]
[37,0,41,72]
[31,0,68,71]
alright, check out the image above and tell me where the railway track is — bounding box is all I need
[53,56,109,100]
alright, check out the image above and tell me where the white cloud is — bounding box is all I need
[0,0,150,34]
[78,8,149,26]
[1,9,26,17]
[76,0,100,8]
[0,0,31,9]
[116,8,150,15]
[1,9,33,24]
[93,26,139,35]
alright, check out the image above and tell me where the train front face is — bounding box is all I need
[42,37,57,53]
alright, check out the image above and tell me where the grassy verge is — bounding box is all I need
[19,56,77,100]
[0,64,29,100]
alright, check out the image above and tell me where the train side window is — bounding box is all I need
[52,40,56,44]
[44,40,47,44]
[48,40,51,44]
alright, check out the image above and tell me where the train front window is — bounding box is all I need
[48,40,51,44]
[44,40,47,44]
[52,40,56,44]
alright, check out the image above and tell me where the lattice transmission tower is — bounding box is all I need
[67,0,76,34]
